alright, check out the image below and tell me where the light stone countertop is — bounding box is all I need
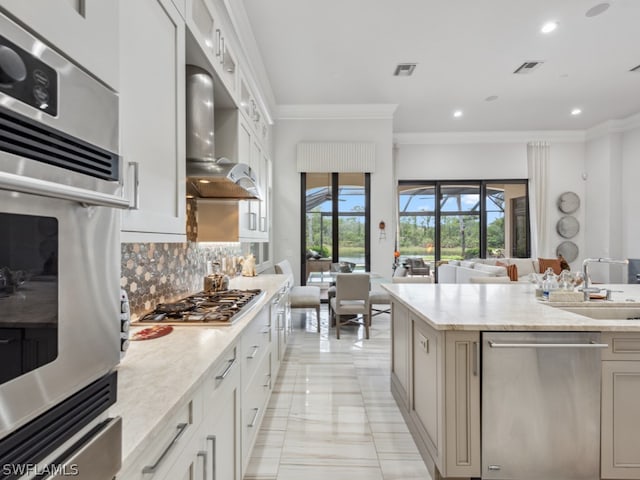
[381,282,640,332]
[110,274,289,467]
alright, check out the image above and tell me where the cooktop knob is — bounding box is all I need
[0,46,27,87]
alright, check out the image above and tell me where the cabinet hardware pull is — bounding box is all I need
[248,212,257,230]
[247,345,260,359]
[489,341,608,349]
[197,450,207,480]
[215,29,221,57]
[0,171,131,209]
[248,408,260,428]
[260,327,270,334]
[0,339,13,344]
[207,435,216,480]
[128,161,140,210]
[142,423,188,474]
[220,37,225,65]
[215,357,236,380]
[473,341,479,376]
[263,374,271,389]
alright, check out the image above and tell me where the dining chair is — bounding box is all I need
[329,273,370,339]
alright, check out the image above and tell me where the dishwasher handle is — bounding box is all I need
[488,340,608,349]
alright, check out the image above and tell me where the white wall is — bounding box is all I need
[622,126,640,261]
[272,118,394,285]
[396,143,527,180]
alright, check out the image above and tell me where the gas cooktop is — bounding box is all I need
[134,289,264,326]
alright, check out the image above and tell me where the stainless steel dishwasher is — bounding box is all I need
[482,331,607,480]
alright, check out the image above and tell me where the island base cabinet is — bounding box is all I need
[601,333,640,479]
[389,301,480,480]
[391,300,410,408]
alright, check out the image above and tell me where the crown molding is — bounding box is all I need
[586,112,640,140]
[277,104,398,121]
[393,130,586,145]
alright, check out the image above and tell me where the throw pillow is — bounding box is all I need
[497,261,518,281]
[538,257,562,275]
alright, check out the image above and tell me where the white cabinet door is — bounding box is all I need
[412,317,442,465]
[237,119,256,239]
[120,0,186,242]
[203,347,242,480]
[258,154,271,238]
[0,0,119,88]
[601,361,640,479]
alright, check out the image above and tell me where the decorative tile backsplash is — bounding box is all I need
[121,241,242,320]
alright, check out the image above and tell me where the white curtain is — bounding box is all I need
[527,141,550,258]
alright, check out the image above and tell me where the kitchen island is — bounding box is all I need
[111,274,290,480]
[381,282,640,480]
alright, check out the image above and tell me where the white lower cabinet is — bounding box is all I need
[241,306,273,471]
[117,389,203,479]
[202,344,242,480]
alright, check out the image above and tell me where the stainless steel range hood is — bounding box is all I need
[187,157,261,199]
[185,65,261,200]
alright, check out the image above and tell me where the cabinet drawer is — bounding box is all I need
[208,344,239,395]
[602,333,640,360]
[242,352,271,464]
[119,390,202,479]
[242,307,271,385]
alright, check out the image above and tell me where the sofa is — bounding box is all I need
[437,258,540,283]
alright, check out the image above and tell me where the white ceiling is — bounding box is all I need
[241,0,640,133]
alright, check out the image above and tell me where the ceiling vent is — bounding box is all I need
[394,63,417,76]
[630,64,640,73]
[513,61,544,74]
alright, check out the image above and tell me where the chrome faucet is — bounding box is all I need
[581,258,628,301]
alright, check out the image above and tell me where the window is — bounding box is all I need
[302,173,370,288]
[398,180,529,278]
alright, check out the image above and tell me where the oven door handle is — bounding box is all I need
[0,171,131,209]
[42,416,122,480]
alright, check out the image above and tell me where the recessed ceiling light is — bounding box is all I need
[571,108,582,116]
[198,179,211,184]
[540,21,558,34]
[453,110,463,118]
[485,95,499,102]
[393,63,417,76]
[586,2,610,17]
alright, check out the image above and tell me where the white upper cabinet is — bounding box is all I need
[186,0,237,98]
[119,0,186,242]
[0,0,119,89]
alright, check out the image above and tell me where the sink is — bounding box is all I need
[554,305,640,320]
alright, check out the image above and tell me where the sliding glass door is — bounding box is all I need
[398,180,530,279]
[302,173,370,287]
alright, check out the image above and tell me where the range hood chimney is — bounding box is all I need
[185,65,260,200]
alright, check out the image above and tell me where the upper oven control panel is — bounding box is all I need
[0,34,58,116]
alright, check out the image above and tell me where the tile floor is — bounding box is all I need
[244,306,431,480]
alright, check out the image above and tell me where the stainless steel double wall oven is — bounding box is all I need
[0,11,128,479]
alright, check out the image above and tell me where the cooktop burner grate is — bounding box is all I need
[136,289,263,325]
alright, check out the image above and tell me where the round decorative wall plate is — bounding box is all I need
[557,191,580,214]
[556,215,580,239]
[556,241,579,263]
